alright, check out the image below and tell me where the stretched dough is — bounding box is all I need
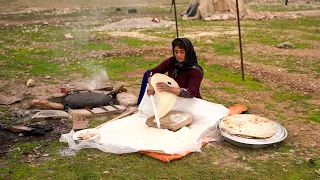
[151,73,179,118]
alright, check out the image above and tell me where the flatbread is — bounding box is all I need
[150,73,179,118]
[219,114,277,139]
[146,110,193,131]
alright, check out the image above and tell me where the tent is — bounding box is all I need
[182,0,249,20]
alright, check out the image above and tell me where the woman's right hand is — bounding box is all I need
[147,86,155,96]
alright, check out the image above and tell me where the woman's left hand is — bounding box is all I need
[156,82,171,92]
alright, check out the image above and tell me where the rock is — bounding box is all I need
[277,42,294,48]
[228,14,236,20]
[0,95,22,105]
[295,160,303,165]
[27,79,35,87]
[12,110,40,118]
[221,14,229,20]
[7,125,34,133]
[203,16,211,21]
[211,15,221,20]
[31,110,71,122]
[205,40,213,44]
[116,92,138,106]
[126,106,138,113]
[64,33,73,39]
[276,43,285,48]
[128,9,137,13]
[283,42,294,48]
[59,148,77,156]
[307,158,315,164]
[46,93,68,103]
[72,120,89,130]
[45,75,51,79]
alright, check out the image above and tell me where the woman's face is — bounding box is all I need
[174,46,186,63]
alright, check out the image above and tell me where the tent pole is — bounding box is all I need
[235,0,245,81]
[173,0,179,38]
[285,0,289,5]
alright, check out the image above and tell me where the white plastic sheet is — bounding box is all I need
[60,93,229,155]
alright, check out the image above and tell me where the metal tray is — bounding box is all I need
[216,118,288,148]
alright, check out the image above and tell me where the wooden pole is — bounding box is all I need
[173,0,179,38]
[235,0,245,81]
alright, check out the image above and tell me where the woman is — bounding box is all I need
[137,38,203,104]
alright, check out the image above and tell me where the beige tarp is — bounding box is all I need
[183,0,249,20]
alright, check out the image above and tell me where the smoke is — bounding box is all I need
[85,65,109,91]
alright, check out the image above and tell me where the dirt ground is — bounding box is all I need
[0,0,319,167]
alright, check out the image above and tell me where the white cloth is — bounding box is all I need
[60,93,229,155]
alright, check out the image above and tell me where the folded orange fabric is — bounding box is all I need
[139,151,189,162]
[228,104,247,116]
[139,142,208,162]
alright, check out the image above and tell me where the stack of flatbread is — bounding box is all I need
[219,114,277,139]
[146,110,193,131]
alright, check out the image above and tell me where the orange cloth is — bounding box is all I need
[139,142,208,162]
[228,104,247,116]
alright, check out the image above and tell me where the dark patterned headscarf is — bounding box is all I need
[172,38,203,79]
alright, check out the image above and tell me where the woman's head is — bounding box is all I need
[173,40,186,63]
[172,38,197,66]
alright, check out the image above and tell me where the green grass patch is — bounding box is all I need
[0,106,12,124]
[117,37,165,47]
[278,143,295,153]
[196,36,239,55]
[249,4,320,12]
[271,92,312,102]
[218,85,239,93]
[2,140,318,180]
[263,17,320,34]
[64,56,159,81]
[242,17,319,48]
[248,157,319,180]
[300,33,320,42]
[243,28,311,48]
[308,110,320,123]
[1,56,65,75]
[245,53,320,78]
[179,19,236,28]
[202,63,269,91]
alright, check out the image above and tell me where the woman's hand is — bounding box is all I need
[147,85,155,96]
[156,82,171,92]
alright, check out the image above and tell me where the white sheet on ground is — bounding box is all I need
[60,93,229,155]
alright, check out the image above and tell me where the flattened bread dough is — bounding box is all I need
[220,114,277,139]
[151,73,179,118]
[146,110,193,131]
